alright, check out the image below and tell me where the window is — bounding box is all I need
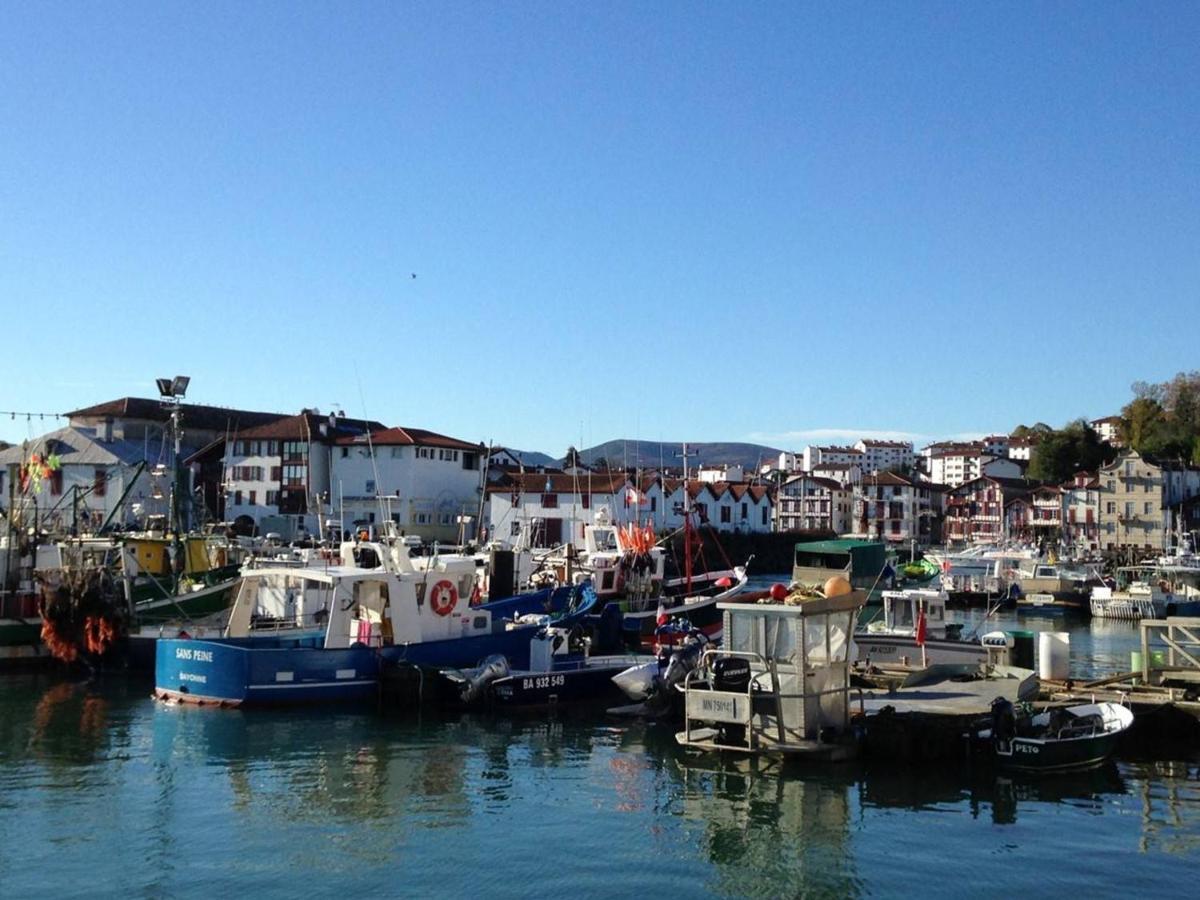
[762,506,768,525]
[542,493,558,509]
[366,480,376,495]
[511,521,522,536]
[341,447,349,458]
[234,490,243,506]
[1106,502,1115,514]
[741,502,748,519]
[1144,501,1153,514]
[267,441,278,455]
[50,470,63,496]
[581,494,590,509]
[391,447,403,458]
[93,468,106,498]
[440,512,453,525]
[270,466,281,481]
[650,496,657,512]
[249,490,257,505]
[1125,502,1134,517]
[720,507,732,523]
[266,490,279,506]
[462,452,478,471]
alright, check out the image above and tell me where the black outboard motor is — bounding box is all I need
[712,657,752,747]
[712,656,751,692]
[991,696,1016,753]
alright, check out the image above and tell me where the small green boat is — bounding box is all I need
[900,557,941,584]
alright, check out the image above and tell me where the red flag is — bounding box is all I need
[915,607,927,647]
[656,598,669,627]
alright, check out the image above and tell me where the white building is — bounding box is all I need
[802,445,864,473]
[697,464,745,484]
[1007,437,1036,462]
[1063,472,1100,552]
[851,473,944,545]
[776,451,801,473]
[202,411,382,538]
[1091,416,1124,446]
[854,439,914,474]
[776,475,852,534]
[331,427,486,542]
[0,426,167,531]
[485,472,651,548]
[811,462,862,487]
[926,448,1023,488]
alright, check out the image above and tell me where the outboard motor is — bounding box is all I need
[450,655,511,705]
[712,656,751,693]
[711,656,752,747]
[990,696,1016,753]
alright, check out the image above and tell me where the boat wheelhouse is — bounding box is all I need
[676,590,866,759]
[792,540,890,605]
[155,556,545,706]
[854,588,996,666]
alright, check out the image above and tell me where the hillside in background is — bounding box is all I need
[573,439,783,471]
[498,448,559,468]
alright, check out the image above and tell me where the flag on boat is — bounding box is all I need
[656,597,669,627]
[881,561,895,580]
[626,487,641,507]
[915,606,927,647]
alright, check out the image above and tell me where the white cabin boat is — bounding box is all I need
[854,588,998,666]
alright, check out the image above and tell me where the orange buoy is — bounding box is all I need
[823,576,853,598]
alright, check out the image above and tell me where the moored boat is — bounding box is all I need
[853,588,1011,667]
[154,558,551,706]
[981,698,1133,771]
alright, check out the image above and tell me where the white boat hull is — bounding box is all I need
[853,633,987,666]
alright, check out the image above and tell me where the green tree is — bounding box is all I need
[1120,396,1165,451]
[1027,419,1114,484]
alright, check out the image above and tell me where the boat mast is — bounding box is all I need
[677,442,698,594]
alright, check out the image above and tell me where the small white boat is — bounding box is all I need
[854,588,1004,666]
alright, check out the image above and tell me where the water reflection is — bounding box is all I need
[2,672,1200,898]
[855,760,1127,825]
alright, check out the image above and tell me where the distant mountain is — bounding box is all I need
[501,448,559,468]
[572,439,783,471]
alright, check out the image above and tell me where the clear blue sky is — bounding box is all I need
[2,3,1197,454]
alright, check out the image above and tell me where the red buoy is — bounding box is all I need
[769,583,788,601]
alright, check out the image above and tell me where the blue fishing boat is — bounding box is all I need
[155,557,567,706]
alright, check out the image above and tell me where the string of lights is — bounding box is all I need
[0,410,63,421]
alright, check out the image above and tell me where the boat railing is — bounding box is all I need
[248,611,329,633]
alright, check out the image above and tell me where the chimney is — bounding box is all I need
[101,418,113,443]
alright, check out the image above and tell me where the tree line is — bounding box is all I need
[1022,370,1200,484]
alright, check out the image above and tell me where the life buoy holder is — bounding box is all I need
[430,580,458,616]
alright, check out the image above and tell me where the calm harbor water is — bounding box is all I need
[1,577,1198,898]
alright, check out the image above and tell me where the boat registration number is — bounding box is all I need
[522,675,565,690]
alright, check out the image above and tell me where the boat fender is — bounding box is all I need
[430,580,458,616]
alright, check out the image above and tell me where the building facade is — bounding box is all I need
[943,476,1034,544]
[851,473,943,545]
[854,439,914,474]
[776,475,851,534]
[1096,450,1200,553]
